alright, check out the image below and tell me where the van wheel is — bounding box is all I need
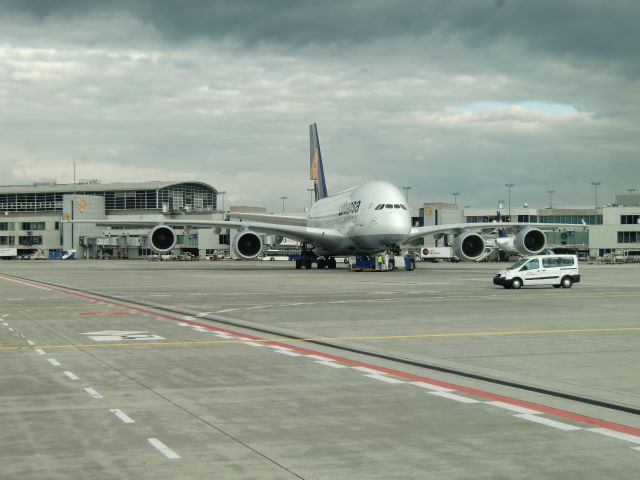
[561,276,573,288]
[511,278,523,289]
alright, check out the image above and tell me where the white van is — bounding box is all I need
[493,254,580,289]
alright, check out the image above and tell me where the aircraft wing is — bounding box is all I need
[68,219,335,246]
[406,222,588,242]
[227,212,308,227]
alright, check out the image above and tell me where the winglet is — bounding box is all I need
[310,123,328,201]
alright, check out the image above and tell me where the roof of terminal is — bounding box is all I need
[0,181,218,194]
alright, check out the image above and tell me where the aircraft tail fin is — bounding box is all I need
[310,123,328,201]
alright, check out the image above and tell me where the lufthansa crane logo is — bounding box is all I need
[77,198,89,213]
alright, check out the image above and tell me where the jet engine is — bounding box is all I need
[452,231,486,261]
[506,227,546,255]
[232,230,263,260]
[148,225,177,254]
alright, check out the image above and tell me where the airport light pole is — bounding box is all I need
[401,186,411,203]
[546,189,555,209]
[505,183,514,221]
[591,181,601,219]
[281,195,288,212]
[451,192,459,205]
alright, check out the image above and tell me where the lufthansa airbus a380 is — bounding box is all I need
[73,124,584,268]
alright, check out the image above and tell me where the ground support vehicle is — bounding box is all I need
[493,254,580,289]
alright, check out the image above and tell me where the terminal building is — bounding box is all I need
[0,181,228,259]
[1,180,639,260]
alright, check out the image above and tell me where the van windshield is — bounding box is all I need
[507,258,528,270]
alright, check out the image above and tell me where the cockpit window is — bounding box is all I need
[394,204,400,209]
[375,204,384,210]
[385,204,393,208]
[400,205,407,210]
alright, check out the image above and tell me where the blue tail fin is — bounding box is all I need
[310,123,328,201]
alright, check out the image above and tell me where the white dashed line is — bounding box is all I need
[305,355,332,361]
[26,340,35,346]
[365,374,406,384]
[1,314,9,317]
[64,371,79,380]
[8,327,14,332]
[177,322,189,326]
[351,366,383,375]
[242,342,264,347]
[35,349,46,355]
[245,305,272,310]
[110,408,135,424]
[315,360,347,368]
[515,414,582,431]
[485,401,541,415]
[2,322,8,326]
[216,308,239,313]
[214,332,234,338]
[148,438,180,460]
[191,327,209,333]
[588,428,640,445]
[411,382,455,392]
[429,391,481,404]
[196,312,212,317]
[47,358,61,367]
[84,387,103,399]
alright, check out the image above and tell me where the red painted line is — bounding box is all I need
[3,272,640,438]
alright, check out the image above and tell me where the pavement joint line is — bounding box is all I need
[4,272,640,442]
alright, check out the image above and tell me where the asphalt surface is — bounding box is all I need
[1,259,639,479]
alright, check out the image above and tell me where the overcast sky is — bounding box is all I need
[1,0,638,212]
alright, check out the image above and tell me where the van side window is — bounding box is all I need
[543,257,558,268]
[560,257,574,266]
[528,259,539,270]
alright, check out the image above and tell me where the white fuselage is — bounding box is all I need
[305,180,412,256]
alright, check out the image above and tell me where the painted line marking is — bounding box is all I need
[486,401,541,415]
[27,340,35,346]
[196,312,212,317]
[316,360,348,368]
[242,342,264,347]
[409,381,455,392]
[192,327,209,333]
[1,314,9,317]
[214,332,235,338]
[110,409,135,424]
[64,371,79,380]
[2,322,8,326]
[84,387,103,399]
[365,374,406,384]
[35,349,46,355]
[515,414,582,431]
[305,355,332,361]
[351,366,384,375]
[430,391,481,404]
[177,323,189,326]
[588,428,640,445]
[4,273,640,443]
[8,327,14,332]
[217,308,239,313]
[148,438,180,460]
[47,358,61,367]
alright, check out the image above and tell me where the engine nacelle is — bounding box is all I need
[148,225,177,254]
[513,227,546,255]
[231,230,263,260]
[452,231,486,261]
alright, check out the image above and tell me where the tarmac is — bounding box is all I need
[1,259,639,479]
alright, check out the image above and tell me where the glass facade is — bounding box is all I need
[0,182,217,213]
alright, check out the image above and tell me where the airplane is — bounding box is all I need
[70,124,587,269]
